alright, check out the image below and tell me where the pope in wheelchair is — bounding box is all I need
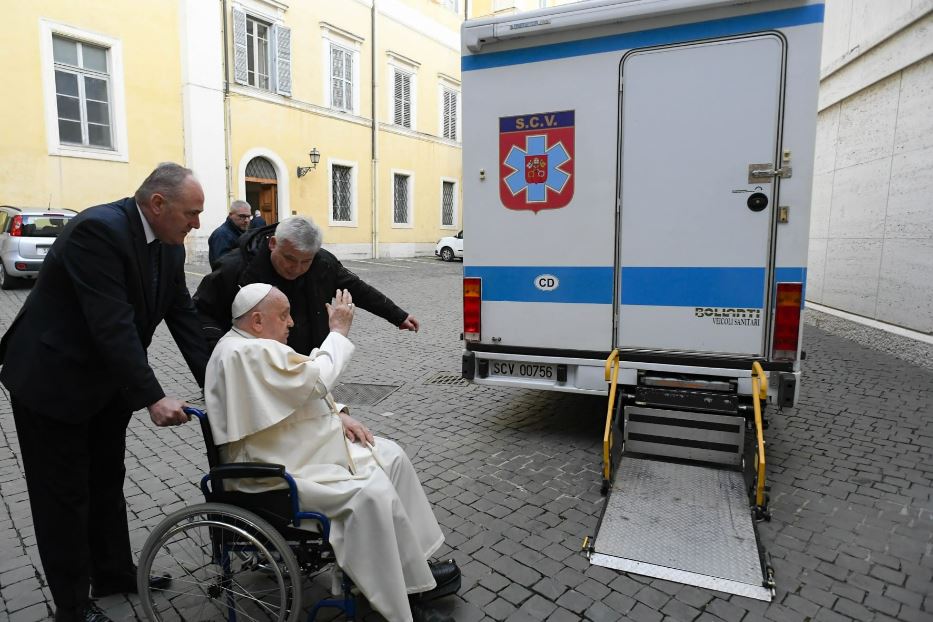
[203,282,460,622]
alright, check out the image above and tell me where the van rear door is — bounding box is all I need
[616,35,786,357]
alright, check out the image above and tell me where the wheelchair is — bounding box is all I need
[136,407,356,622]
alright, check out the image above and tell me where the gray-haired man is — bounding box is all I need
[0,163,210,621]
[194,216,419,355]
[207,199,252,269]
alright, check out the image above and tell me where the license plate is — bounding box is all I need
[37,247,49,256]
[490,361,555,380]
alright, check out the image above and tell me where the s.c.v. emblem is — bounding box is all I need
[499,110,574,213]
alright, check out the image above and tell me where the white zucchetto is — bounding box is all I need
[231,283,274,319]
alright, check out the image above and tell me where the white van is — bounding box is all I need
[461,0,823,409]
[460,0,824,600]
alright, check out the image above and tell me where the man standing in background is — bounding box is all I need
[207,199,251,269]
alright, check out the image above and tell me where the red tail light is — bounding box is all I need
[9,215,22,237]
[772,282,802,361]
[463,277,481,342]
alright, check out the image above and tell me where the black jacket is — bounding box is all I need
[193,224,408,354]
[207,218,245,269]
[0,198,210,420]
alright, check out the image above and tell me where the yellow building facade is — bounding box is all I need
[2,0,464,260]
[2,1,187,211]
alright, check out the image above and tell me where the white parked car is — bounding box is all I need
[0,206,76,289]
[434,230,463,262]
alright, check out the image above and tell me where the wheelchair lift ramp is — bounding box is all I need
[591,457,772,601]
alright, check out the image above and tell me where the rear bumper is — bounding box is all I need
[463,348,801,405]
[2,256,43,277]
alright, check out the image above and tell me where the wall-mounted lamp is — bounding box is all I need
[297,148,321,178]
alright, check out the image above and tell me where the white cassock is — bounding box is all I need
[204,327,444,622]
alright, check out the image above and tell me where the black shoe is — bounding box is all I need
[90,565,172,598]
[55,601,114,622]
[411,602,455,622]
[414,560,461,602]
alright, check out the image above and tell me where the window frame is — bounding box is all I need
[40,20,128,162]
[320,24,363,115]
[328,159,358,227]
[232,3,291,96]
[439,177,459,230]
[390,169,415,229]
[386,54,419,130]
[245,14,273,91]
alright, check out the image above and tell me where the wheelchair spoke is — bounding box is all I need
[138,504,303,622]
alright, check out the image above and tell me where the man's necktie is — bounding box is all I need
[148,240,161,301]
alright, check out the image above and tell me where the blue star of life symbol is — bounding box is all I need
[503,135,571,202]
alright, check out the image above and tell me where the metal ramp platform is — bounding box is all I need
[590,457,772,601]
[588,354,774,601]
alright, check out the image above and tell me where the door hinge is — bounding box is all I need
[748,163,792,184]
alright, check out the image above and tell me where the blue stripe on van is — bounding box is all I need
[464,266,614,304]
[462,4,824,71]
[621,267,766,308]
[464,266,807,306]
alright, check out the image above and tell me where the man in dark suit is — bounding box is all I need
[0,163,211,622]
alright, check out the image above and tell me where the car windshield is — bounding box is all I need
[19,215,72,238]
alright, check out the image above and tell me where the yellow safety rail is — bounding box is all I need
[750,361,768,512]
[603,350,621,485]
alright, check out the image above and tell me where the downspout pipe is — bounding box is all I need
[221,0,234,204]
[371,0,379,258]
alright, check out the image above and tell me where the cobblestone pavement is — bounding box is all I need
[0,257,931,622]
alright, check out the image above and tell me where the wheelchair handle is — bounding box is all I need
[184,406,206,420]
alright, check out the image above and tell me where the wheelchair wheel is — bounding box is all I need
[137,502,303,622]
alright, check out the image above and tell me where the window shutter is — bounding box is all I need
[331,46,343,109]
[344,51,353,112]
[232,7,248,85]
[442,89,457,140]
[401,73,411,127]
[450,91,458,140]
[394,70,404,125]
[274,24,291,96]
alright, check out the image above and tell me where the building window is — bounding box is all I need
[332,164,352,222]
[440,0,459,10]
[331,45,353,112]
[246,16,271,90]
[393,68,412,128]
[393,173,411,225]
[441,87,458,140]
[41,21,127,161]
[232,7,291,96]
[441,180,456,226]
[52,35,113,149]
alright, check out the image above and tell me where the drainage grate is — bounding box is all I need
[331,383,400,406]
[425,373,469,387]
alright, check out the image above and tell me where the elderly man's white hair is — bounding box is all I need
[274,216,323,253]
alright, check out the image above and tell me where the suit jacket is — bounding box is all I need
[0,198,209,421]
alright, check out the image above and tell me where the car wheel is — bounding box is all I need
[0,263,17,290]
[441,247,454,262]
